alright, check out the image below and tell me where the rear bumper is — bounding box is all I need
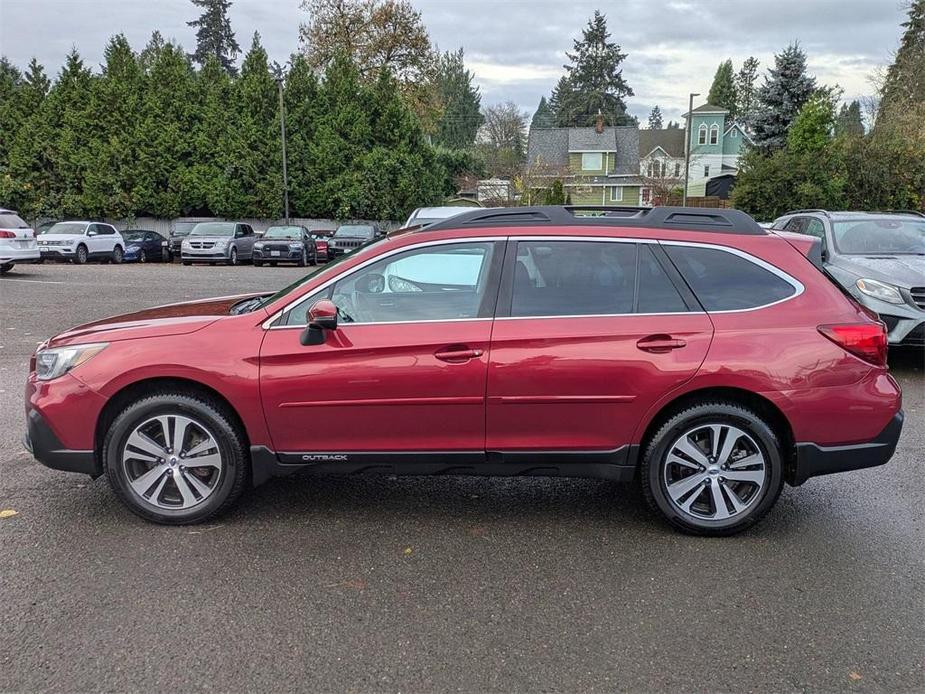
[0,247,41,263]
[24,408,100,477]
[791,410,904,485]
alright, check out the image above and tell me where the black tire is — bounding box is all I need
[139,249,147,263]
[227,247,238,266]
[182,261,192,266]
[254,260,263,267]
[112,245,123,264]
[297,249,307,267]
[0,263,13,275]
[102,392,249,525]
[309,250,317,266]
[641,401,784,536]
[75,244,88,265]
[35,258,44,264]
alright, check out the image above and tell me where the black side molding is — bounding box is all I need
[790,411,904,486]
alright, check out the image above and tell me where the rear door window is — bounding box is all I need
[664,245,797,311]
[510,240,637,317]
[636,245,689,313]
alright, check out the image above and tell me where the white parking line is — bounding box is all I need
[0,278,65,284]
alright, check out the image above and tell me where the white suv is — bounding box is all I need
[36,221,125,265]
[0,209,40,274]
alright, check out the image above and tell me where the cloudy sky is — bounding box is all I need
[0,0,910,123]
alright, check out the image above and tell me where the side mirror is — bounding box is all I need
[820,246,829,262]
[87,230,98,237]
[300,299,338,346]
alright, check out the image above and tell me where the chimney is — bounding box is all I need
[595,110,604,134]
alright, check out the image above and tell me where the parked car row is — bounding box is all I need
[0,212,370,273]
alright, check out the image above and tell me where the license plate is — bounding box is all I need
[270,250,281,257]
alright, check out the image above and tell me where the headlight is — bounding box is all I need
[288,243,301,249]
[181,239,191,247]
[35,343,108,381]
[254,242,264,249]
[215,239,229,248]
[856,278,904,305]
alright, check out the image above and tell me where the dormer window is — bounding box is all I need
[581,152,603,171]
[698,124,707,145]
[709,124,719,145]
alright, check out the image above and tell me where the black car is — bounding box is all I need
[253,225,317,266]
[122,229,169,263]
[327,223,383,257]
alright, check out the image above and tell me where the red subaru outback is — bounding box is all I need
[24,207,903,535]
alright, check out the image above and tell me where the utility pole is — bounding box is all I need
[277,77,290,224]
[682,92,699,207]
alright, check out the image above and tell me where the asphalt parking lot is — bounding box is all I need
[1,261,923,692]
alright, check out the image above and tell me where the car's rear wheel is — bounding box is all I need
[139,249,147,263]
[112,245,123,264]
[103,393,249,524]
[297,249,307,267]
[0,263,13,275]
[74,244,88,264]
[641,401,784,536]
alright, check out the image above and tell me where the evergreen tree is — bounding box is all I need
[191,55,233,215]
[134,36,199,217]
[49,49,95,216]
[433,48,482,149]
[707,59,737,117]
[647,105,663,129]
[284,55,323,217]
[213,32,282,217]
[530,96,554,130]
[666,120,682,129]
[555,11,634,126]
[880,0,925,122]
[188,0,241,75]
[735,56,760,124]
[835,100,864,137]
[81,34,143,217]
[0,58,23,170]
[751,43,817,151]
[548,75,576,126]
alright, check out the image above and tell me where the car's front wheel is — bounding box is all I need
[641,401,784,536]
[103,392,249,524]
[74,244,88,264]
[227,247,238,266]
[0,263,13,275]
[112,245,123,264]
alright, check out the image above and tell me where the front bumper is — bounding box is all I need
[791,410,904,485]
[24,408,100,477]
[39,247,76,258]
[254,247,303,261]
[181,250,229,261]
[855,293,924,346]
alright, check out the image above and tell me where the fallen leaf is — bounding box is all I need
[849,672,863,682]
[0,509,19,519]
[403,547,413,556]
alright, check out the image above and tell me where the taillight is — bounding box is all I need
[0,230,15,239]
[818,323,888,366]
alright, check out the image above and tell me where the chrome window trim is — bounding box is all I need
[261,234,804,329]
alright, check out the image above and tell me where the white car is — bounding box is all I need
[0,208,40,275]
[36,221,125,265]
[403,206,475,228]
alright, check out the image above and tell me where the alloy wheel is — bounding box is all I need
[121,414,224,510]
[662,423,767,521]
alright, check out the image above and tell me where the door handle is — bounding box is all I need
[435,347,484,362]
[636,334,687,353]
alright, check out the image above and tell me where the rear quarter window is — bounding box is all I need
[665,245,797,311]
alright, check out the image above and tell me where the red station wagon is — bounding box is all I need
[24,206,903,535]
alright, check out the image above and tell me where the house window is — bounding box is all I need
[581,152,603,170]
[709,124,719,145]
[674,162,682,177]
[703,165,711,178]
[698,124,707,145]
[641,188,652,204]
[730,128,738,138]
[610,186,623,202]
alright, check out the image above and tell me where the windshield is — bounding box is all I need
[264,226,303,239]
[334,225,375,238]
[171,222,199,237]
[833,219,925,255]
[43,222,87,235]
[191,222,236,237]
[122,231,147,242]
[0,213,29,229]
